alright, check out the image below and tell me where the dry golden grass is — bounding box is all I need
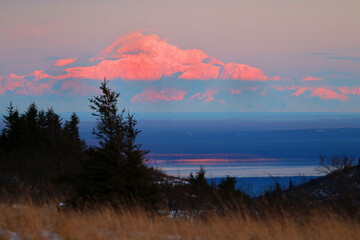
[0,202,359,240]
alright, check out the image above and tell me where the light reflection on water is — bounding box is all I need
[146,154,323,178]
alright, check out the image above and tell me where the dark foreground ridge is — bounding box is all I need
[285,165,360,204]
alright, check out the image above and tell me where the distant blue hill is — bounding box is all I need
[209,176,319,197]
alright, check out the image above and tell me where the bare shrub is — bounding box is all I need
[316,154,355,174]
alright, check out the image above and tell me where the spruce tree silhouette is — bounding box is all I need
[218,175,237,193]
[0,102,85,199]
[64,112,81,140]
[1,102,20,149]
[73,79,158,209]
[23,103,40,148]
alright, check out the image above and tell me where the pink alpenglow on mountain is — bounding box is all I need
[14,83,53,96]
[0,32,273,98]
[0,70,98,96]
[230,89,242,95]
[271,76,290,81]
[191,89,219,102]
[338,86,360,95]
[58,81,100,96]
[302,76,323,81]
[1,30,355,109]
[292,87,309,97]
[310,88,349,101]
[54,58,77,66]
[131,89,188,103]
[0,75,26,94]
[64,32,268,81]
[289,86,349,101]
[229,87,259,95]
[0,72,54,96]
[219,63,268,81]
[0,72,51,95]
[5,71,59,82]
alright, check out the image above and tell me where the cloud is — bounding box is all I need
[45,56,61,60]
[328,56,360,62]
[309,52,334,56]
[54,58,77,66]
[131,88,188,103]
[310,71,353,78]
[302,76,323,81]
[10,23,55,36]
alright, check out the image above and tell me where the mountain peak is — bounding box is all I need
[66,32,268,81]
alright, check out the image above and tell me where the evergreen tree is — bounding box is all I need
[289,180,294,189]
[45,107,62,132]
[38,109,46,129]
[188,166,208,187]
[73,79,158,208]
[64,112,85,151]
[89,79,125,154]
[1,102,20,148]
[22,102,40,148]
[0,102,85,199]
[44,107,62,150]
[24,103,38,130]
[64,112,80,139]
[218,175,237,193]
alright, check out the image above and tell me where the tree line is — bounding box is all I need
[0,80,159,207]
[0,80,247,211]
[0,101,84,199]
